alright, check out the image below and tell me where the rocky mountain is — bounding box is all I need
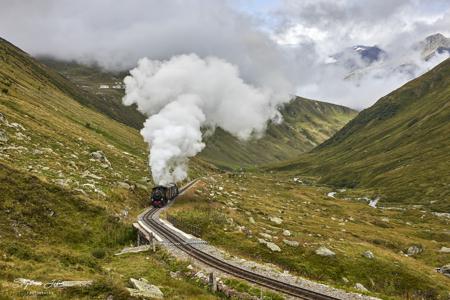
[333,33,450,81]
[417,33,450,60]
[331,45,387,70]
[273,58,450,211]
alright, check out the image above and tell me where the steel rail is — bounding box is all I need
[140,180,340,300]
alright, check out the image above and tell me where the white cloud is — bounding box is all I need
[0,0,449,109]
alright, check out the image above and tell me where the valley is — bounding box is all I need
[0,33,449,300]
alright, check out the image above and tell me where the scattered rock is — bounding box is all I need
[249,217,255,224]
[269,216,283,225]
[90,150,111,167]
[327,192,336,198]
[266,242,281,252]
[0,112,5,123]
[282,229,291,236]
[42,147,55,155]
[15,132,28,140]
[259,233,272,240]
[342,277,349,283]
[315,246,336,257]
[8,122,25,131]
[362,250,375,259]
[136,183,148,191]
[32,149,44,155]
[406,245,423,256]
[437,264,450,277]
[53,280,93,288]
[54,178,70,187]
[81,170,102,180]
[355,283,368,292]
[293,177,302,183]
[115,245,151,256]
[14,278,43,286]
[73,188,87,195]
[0,130,8,143]
[128,278,163,299]
[258,238,268,245]
[438,247,450,253]
[117,181,131,190]
[283,239,299,247]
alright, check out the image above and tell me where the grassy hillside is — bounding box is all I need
[272,58,450,211]
[199,98,357,168]
[0,37,217,299]
[166,172,450,299]
[37,56,146,129]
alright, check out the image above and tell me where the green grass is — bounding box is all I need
[37,56,146,130]
[0,37,218,299]
[199,97,357,169]
[166,172,450,299]
[269,58,450,211]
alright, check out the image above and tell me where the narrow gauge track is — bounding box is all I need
[140,182,340,300]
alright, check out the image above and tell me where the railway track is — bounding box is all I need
[139,181,340,300]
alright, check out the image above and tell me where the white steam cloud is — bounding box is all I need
[123,54,289,185]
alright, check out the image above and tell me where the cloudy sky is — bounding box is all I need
[1,0,449,109]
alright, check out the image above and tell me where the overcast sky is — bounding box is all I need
[1,0,449,109]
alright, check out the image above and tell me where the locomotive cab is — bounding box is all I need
[151,183,178,208]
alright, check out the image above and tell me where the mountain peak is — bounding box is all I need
[420,33,450,59]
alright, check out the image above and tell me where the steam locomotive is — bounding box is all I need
[151,184,179,208]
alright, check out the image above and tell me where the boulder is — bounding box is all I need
[354,283,368,292]
[14,278,43,286]
[406,245,423,256]
[8,122,25,131]
[282,230,291,236]
[438,247,450,253]
[115,245,151,256]
[269,216,283,225]
[257,238,268,245]
[315,246,335,257]
[362,250,375,259]
[259,233,272,240]
[90,150,111,167]
[56,281,93,288]
[266,242,281,252]
[129,278,164,299]
[81,170,102,180]
[32,149,44,155]
[437,264,450,277]
[283,239,299,247]
[0,129,8,143]
[117,181,131,190]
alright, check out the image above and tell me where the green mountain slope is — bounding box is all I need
[37,58,357,169]
[0,38,217,299]
[199,98,357,168]
[273,58,450,211]
[38,56,145,129]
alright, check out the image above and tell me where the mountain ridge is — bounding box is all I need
[272,58,450,211]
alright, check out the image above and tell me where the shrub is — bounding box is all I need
[91,248,106,259]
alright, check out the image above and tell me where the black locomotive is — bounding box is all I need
[151,184,179,208]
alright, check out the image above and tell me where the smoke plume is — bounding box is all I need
[123,54,289,185]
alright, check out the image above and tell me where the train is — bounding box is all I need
[151,183,179,208]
